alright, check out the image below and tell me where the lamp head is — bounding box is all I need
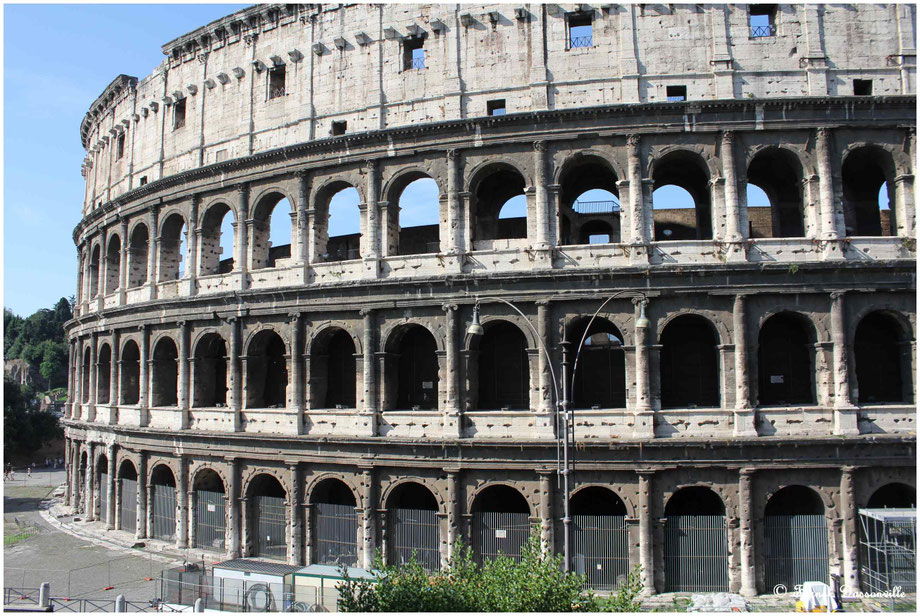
[467,304,484,336]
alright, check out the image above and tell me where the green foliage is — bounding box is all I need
[4,376,63,464]
[337,530,645,612]
[4,298,72,390]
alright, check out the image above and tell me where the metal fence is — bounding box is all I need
[50,598,118,612]
[569,35,593,48]
[120,477,137,533]
[99,472,108,523]
[388,507,440,571]
[3,587,39,605]
[763,514,829,589]
[207,576,294,612]
[573,200,621,215]
[663,515,729,592]
[254,495,287,560]
[859,509,916,594]
[196,489,226,552]
[573,514,629,590]
[152,483,177,541]
[314,502,359,567]
[750,24,776,38]
[473,511,530,564]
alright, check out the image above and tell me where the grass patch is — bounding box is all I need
[4,528,39,546]
[4,485,57,500]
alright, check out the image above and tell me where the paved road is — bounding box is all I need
[3,471,172,604]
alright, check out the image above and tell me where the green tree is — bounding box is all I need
[3,376,63,464]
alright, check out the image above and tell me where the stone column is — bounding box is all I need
[722,131,743,242]
[289,463,304,566]
[361,467,376,569]
[290,314,304,434]
[360,309,377,436]
[536,301,554,417]
[443,304,461,438]
[815,128,840,240]
[632,298,654,438]
[733,295,757,436]
[303,501,313,565]
[85,442,96,522]
[88,334,98,419]
[533,140,551,250]
[110,331,120,419]
[177,321,190,429]
[186,195,199,292]
[894,172,916,238]
[235,184,250,290]
[229,318,242,432]
[240,496,250,556]
[176,456,189,549]
[74,338,84,417]
[64,439,72,504]
[137,452,147,539]
[364,160,380,266]
[119,219,129,304]
[446,470,459,560]
[840,466,860,594]
[738,468,757,596]
[138,325,149,426]
[106,446,116,530]
[637,470,654,593]
[830,292,858,434]
[627,136,647,246]
[71,443,81,510]
[539,471,553,554]
[296,171,310,264]
[147,205,159,298]
[446,150,462,253]
[188,487,197,549]
[226,457,241,558]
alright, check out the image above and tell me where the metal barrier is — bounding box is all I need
[750,24,776,38]
[120,477,137,533]
[663,515,729,592]
[4,587,40,605]
[573,514,629,590]
[195,489,226,551]
[49,598,117,612]
[764,514,829,589]
[314,502,358,566]
[859,509,916,594]
[573,200,621,215]
[473,511,530,564]
[389,507,440,571]
[152,483,177,541]
[254,495,287,560]
[569,35,593,48]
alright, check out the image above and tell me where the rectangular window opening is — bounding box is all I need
[749,5,776,37]
[853,79,873,96]
[403,37,425,70]
[666,85,687,102]
[487,99,506,116]
[269,65,286,99]
[116,133,126,160]
[139,176,148,186]
[567,12,593,49]
[332,121,347,136]
[173,98,186,130]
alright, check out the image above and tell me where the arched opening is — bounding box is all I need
[105,235,121,294]
[747,148,805,238]
[394,175,440,255]
[120,340,140,405]
[569,318,625,409]
[311,478,358,566]
[472,485,531,564]
[660,315,720,409]
[150,465,177,542]
[199,203,235,275]
[386,325,439,411]
[96,453,109,522]
[652,151,712,241]
[251,192,293,269]
[118,460,138,533]
[663,487,728,592]
[246,331,288,409]
[319,184,361,262]
[571,487,629,590]
[151,338,178,407]
[867,483,916,509]
[128,224,149,287]
[843,146,897,236]
[97,343,111,404]
[757,313,816,406]
[247,474,288,560]
[471,164,527,246]
[558,156,621,245]
[310,328,357,409]
[90,244,101,297]
[855,312,910,404]
[158,213,187,282]
[193,469,226,552]
[386,482,440,571]
[81,347,91,403]
[763,486,829,590]
[193,334,228,408]
[475,321,530,410]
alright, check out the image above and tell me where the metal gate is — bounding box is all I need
[764,514,829,589]
[151,483,177,541]
[254,495,287,560]
[573,514,629,590]
[314,502,358,566]
[99,472,108,523]
[474,511,530,564]
[664,515,729,592]
[120,477,137,533]
[388,507,440,571]
[196,489,226,551]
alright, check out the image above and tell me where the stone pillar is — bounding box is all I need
[138,325,149,426]
[137,452,147,539]
[733,295,757,436]
[147,206,159,298]
[533,140,551,250]
[85,442,96,522]
[446,150,462,253]
[815,128,840,240]
[71,443,81,510]
[177,321,190,429]
[229,318,242,432]
[110,330,120,419]
[830,292,858,434]
[119,219,129,304]
[186,195,199,292]
[290,314,304,434]
[840,466,860,594]
[446,470,459,560]
[627,136,649,249]
[361,467,376,569]
[722,131,743,242]
[360,309,377,436]
[240,496,250,556]
[443,304,461,438]
[235,184,250,290]
[536,301,554,417]
[738,468,757,596]
[188,487,197,549]
[303,501,313,566]
[296,171,310,264]
[289,463,304,566]
[106,446,116,530]
[637,470,654,593]
[633,298,654,438]
[364,160,380,265]
[177,456,189,549]
[539,471,553,554]
[226,457,241,558]
[89,334,98,418]
[894,172,916,238]
[64,439,72,504]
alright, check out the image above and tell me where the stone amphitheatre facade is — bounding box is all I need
[64,3,915,596]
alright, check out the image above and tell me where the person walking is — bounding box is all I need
[27,466,32,478]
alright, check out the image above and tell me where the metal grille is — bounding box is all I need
[314,502,358,566]
[569,35,593,48]
[573,200,621,214]
[152,483,177,542]
[254,495,287,560]
[764,514,829,589]
[573,514,629,590]
[411,56,426,69]
[750,24,776,38]
[99,472,108,522]
[663,515,729,592]
[474,511,530,564]
[120,478,137,533]
[388,507,440,571]
[859,510,916,594]
[196,490,226,552]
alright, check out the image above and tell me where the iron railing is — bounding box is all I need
[50,597,117,612]
[663,515,729,592]
[410,56,426,69]
[254,495,287,560]
[269,86,286,99]
[314,502,359,567]
[196,490,226,552]
[569,35,593,48]
[3,587,39,605]
[120,477,137,533]
[750,24,776,38]
[388,507,440,571]
[573,515,629,590]
[763,514,829,589]
[152,483,177,541]
[474,511,530,564]
[573,200,621,214]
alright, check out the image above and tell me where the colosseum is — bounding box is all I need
[64,2,915,597]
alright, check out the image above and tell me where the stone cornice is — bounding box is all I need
[80,74,138,150]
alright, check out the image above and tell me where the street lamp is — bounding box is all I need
[466,291,642,572]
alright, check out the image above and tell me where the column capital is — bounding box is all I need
[626,134,641,148]
[739,467,757,477]
[840,465,860,475]
[721,130,735,145]
[359,308,375,317]
[636,468,655,478]
[294,168,310,180]
[815,127,832,141]
[236,182,249,196]
[364,159,378,171]
[446,148,459,160]
[533,140,547,152]
[830,290,847,301]
[441,303,458,313]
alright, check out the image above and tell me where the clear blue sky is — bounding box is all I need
[3,3,246,317]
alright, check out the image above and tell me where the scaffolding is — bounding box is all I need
[858,508,916,595]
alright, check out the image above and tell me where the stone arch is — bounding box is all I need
[866,482,916,508]
[313,178,363,263]
[249,189,295,269]
[566,315,626,409]
[119,338,141,405]
[747,145,806,238]
[381,165,446,205]
[245,329,288,409]
[308,325,359,409]
[383,479,443,570]
[468,317,533,411]
[307,321,363,355]
[853,309,913,404]
[659,313,722,409]
[468,481,536,518]
[151,335,178,407]
[198,200,236,276]
[89,243,101,297]
[570,484,630,515]
[841,144,901,237]
[96,342,112,404]
[117,457,138,480]
[383,167,444,256]
[104,233,122,294]
[192,332,228,408]
[309,475,360,566]
[382,322,440,411]
[147,457,180,485]
[192,466,227,492]
[242,467,292,499]
[467,159,531,244]
[648,147,714,241]
[157,211,187,281]
[756,311,818,406]
[306,472,362,509]
[244,471,289,560]
[556,151,623,246]
[380,477,447,513]
[127,222,149,288]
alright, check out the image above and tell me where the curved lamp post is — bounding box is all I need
[466,291,645,572]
